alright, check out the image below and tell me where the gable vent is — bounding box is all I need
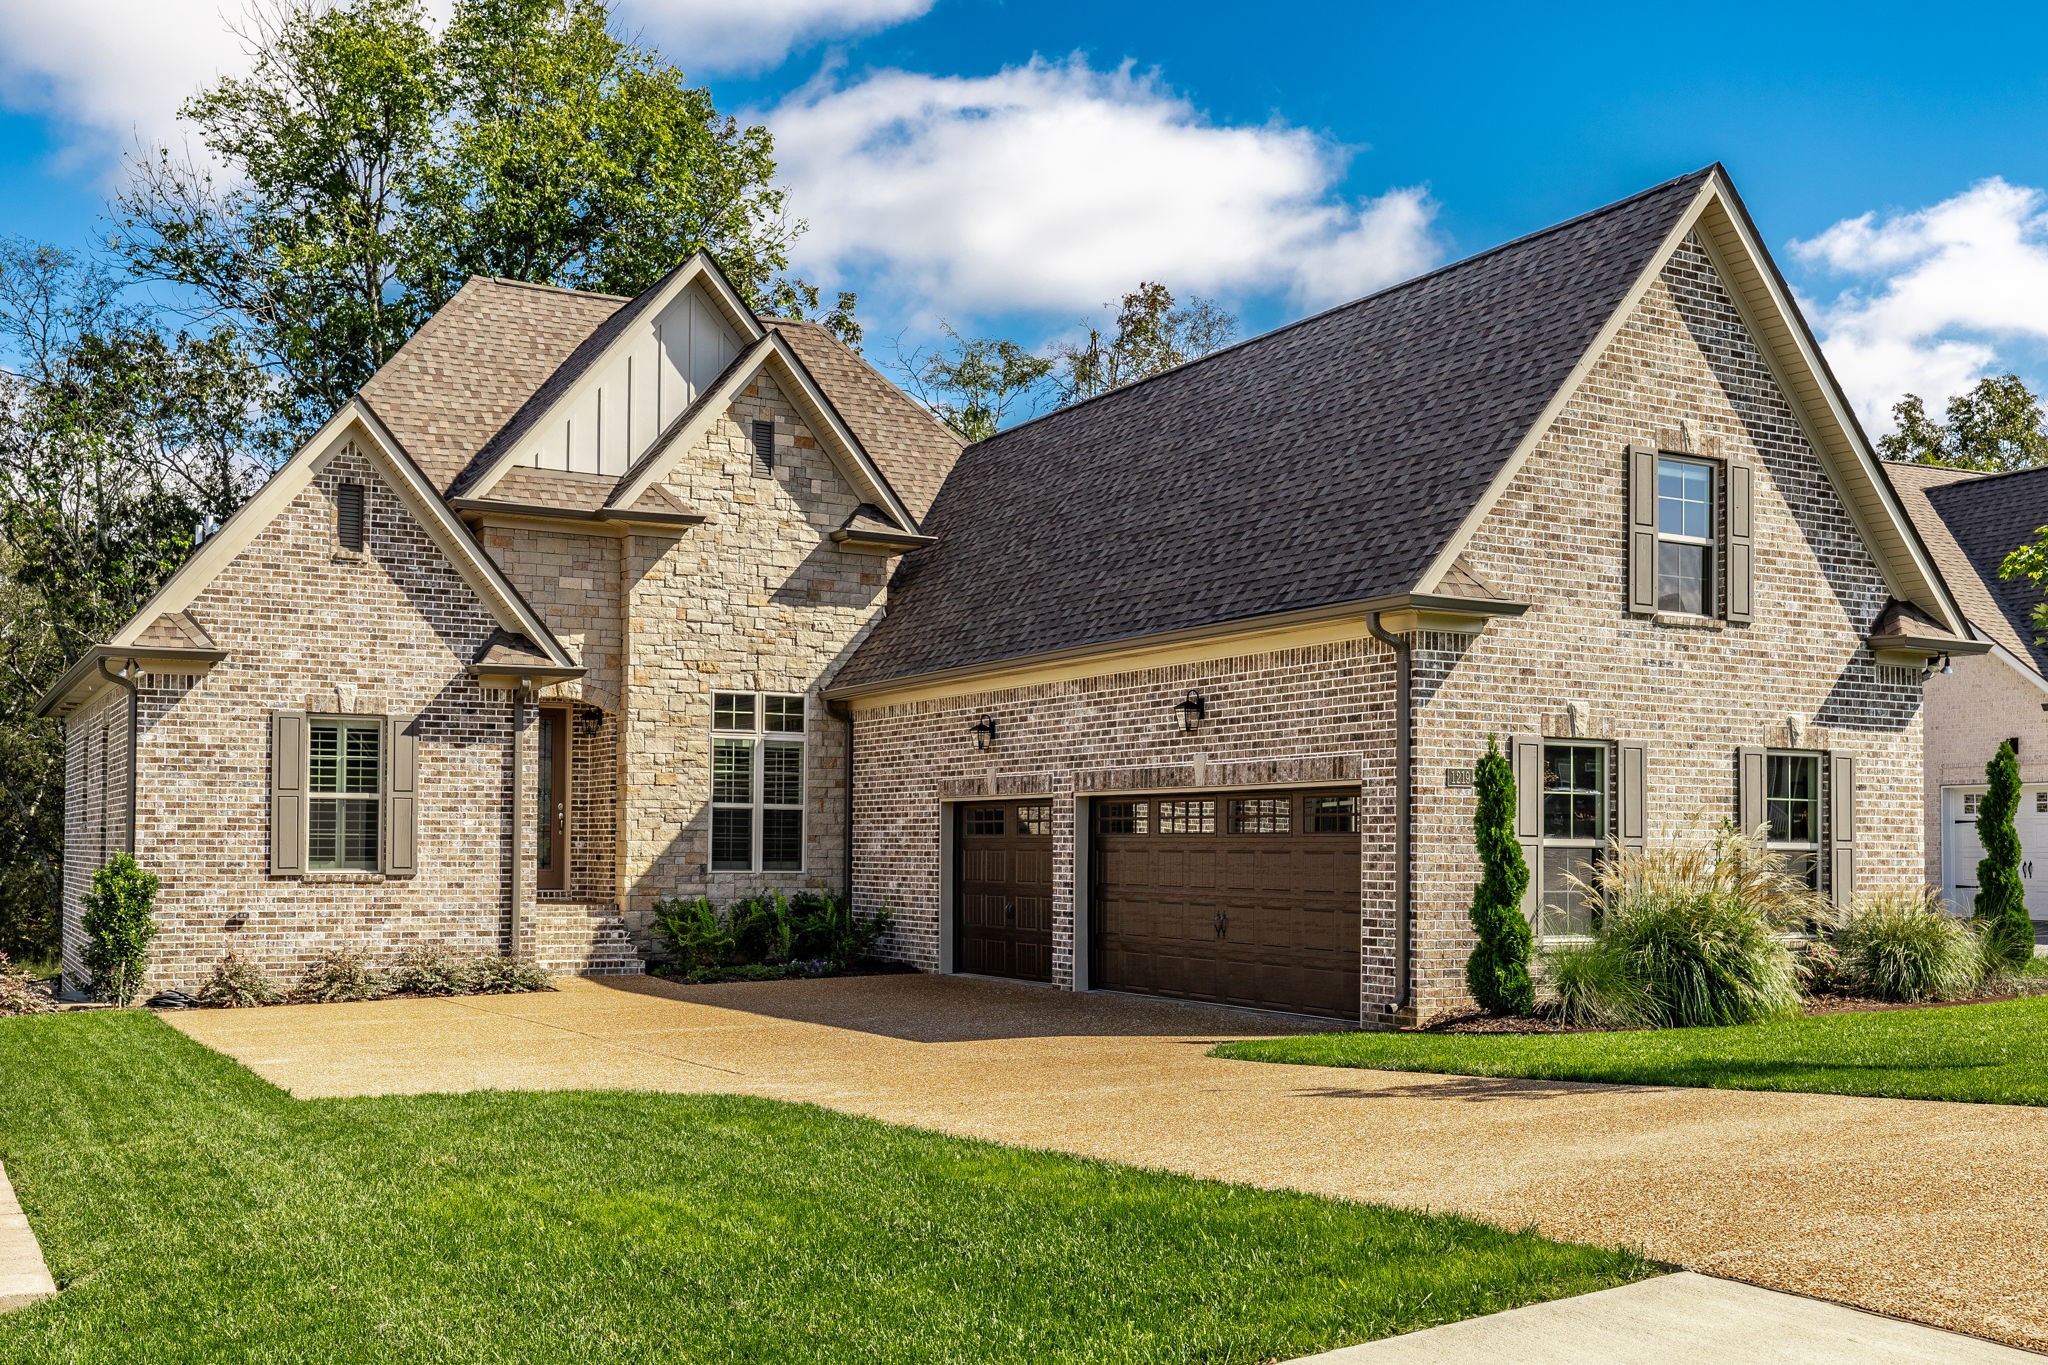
[336,481,365,553]
[751,419,775,472]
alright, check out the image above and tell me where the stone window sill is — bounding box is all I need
[1650,612,1726,631]
[282,871,389,885]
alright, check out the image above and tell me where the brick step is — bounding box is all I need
[528,909,645,977]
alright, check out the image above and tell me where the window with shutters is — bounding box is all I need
[1537,742,1610,939]
[710,690,805,872]
[336,481,365,553]
[308,718,381,870]
[1655,457,1715,615]
[1765,751,1823,890]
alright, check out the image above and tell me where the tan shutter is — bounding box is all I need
[1726,463,1754,623]
[1619,741,1648,853]
[385,716,419,877]
[271,711,307,875]
[1512,735,1543,923]
[1736,745,1766,837]
[1829,751,1856,904]
[1628,445,1659,615]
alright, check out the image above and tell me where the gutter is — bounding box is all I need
[450,496,707,533]
[96,659,140,856]
[1364,612,1412,1020]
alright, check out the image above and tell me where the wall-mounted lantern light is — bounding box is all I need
[1175,691,1207,734]
[1924,653,1954,680]
[972,716,997,751]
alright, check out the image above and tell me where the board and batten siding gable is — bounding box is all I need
[512,279,742,478]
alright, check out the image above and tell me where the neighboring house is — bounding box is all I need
[1885,462,2048,918]
[41,164,1983,1025]
[827,165,1979,1024]
[39,257,960,989]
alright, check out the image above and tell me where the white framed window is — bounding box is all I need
[1538,741,1609,939]
[309,718,382,870]
[1655,456,1716,615]
[1766,750,1823,890]
[710,691,805,872]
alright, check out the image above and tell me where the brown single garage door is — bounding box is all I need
[955,799,1054,981]
[1091,789,1361,1019]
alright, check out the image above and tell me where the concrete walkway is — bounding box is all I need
[1290,1273,2035,1363]
[170,973,2048,1352]
[0,1161,56,1314]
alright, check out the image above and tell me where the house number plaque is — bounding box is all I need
[1443,767,1475,789]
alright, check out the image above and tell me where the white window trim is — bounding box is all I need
[307,715,384,872]
[1763,750,1824,889]
[710,691,807,874]
[1536,740,1612,942]
[1655,455,1718,617]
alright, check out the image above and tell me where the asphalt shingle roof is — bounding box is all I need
[834,168,1713,690]
[1884,461,2048,674]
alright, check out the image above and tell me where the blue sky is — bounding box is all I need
[4,0,2048,430]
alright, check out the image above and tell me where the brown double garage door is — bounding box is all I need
[954,788,1361,1020]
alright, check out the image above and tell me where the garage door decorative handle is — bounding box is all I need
[1005,899,1016,922]
[1214,910,1228,940]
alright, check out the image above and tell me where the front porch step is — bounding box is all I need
[528,904,645,977]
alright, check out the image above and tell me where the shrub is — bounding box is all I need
[790,892,892,970]
[467,955,552,994]
[1545,940,1656,1029]
[0,953,56,1017]
[1835,889,1985,1002]
[651,896,733,971]
[81,853,161,1005]
[1540,829,1804,1028]
[1791,938,1847,996]
[1464,737,1532,1015]
[1974,740,2033,968]
[295,949,391,1003]
[196,952,281,1008]
[389,948,475,997]
[728,893,795,964]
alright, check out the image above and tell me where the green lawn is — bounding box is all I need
[1213,994,2048,1106]
[0,1012,1652,1364]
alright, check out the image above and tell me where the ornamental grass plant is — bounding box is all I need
[1831,888,1986,1003]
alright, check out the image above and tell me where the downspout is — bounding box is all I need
[97,658,140,856]
[828,697,856,902]
[510,679,531,957]
[1364,613,1412,1019]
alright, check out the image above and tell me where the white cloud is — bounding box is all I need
[764,57,1441,319]
[1791,178,2048,429]
[0,0,930,171]
[621,0,934,72]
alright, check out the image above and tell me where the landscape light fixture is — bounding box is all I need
[1175,691,1207,734]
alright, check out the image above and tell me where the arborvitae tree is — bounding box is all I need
[1974,739,2033,968]
[1465,736,1533,1014]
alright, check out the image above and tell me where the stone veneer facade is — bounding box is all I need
[845,235,1928,1025]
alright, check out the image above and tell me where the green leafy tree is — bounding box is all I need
[898,326,1056,442]
[1465,736,1534,1014]
[116,0,837,445]
[1878,375,2048,472]
[1052,281,1236,405]
[1973,739,2033,968]
[80,853,161,1003]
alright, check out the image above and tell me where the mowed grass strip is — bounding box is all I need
[1213,994,2048,1106]
[0,1011,1651,1364]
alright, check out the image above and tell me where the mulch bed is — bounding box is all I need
[649,960,918,986]
[1423,982,2048,1034]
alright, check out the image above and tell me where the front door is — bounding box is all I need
[538,709,569,892]
[954,800,1054,981]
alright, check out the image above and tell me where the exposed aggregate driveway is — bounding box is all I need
[170,972,2048,1352]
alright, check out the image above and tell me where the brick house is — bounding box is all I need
[1886,463,2048,919]
[41,165,1981,1022]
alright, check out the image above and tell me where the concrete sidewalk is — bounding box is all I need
[0,1161,55,1314]
[169,972,2048,1352]
[1291,1274,2035,1363]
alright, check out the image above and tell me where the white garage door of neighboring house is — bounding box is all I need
[1942,786,2048,931]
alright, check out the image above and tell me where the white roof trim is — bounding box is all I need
[605,333,920,533]
[109,399,575,667]
[462,252,766,503]
[1414,169,1970,637]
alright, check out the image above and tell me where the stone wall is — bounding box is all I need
[61,442,530,990]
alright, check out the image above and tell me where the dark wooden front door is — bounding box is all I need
[955,800,1054,981]
[537,709,569,892]
[1091,789,1361,1019]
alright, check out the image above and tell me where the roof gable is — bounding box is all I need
[1885,460,2048,674]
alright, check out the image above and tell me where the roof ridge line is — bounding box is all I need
[970,164,1721,448]
[473,275,634,303]
[1912,460,2048,486]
